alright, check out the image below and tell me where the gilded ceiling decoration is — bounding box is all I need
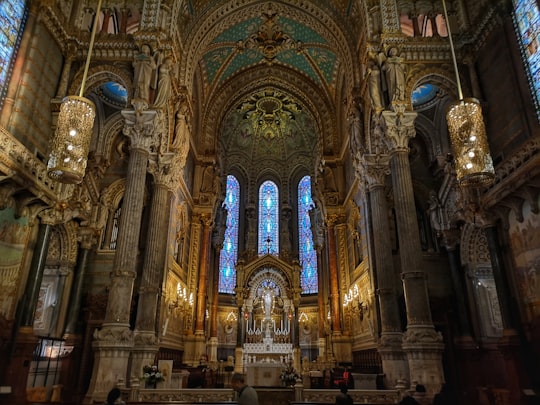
[201,10,338,87]
[220,88,318,168]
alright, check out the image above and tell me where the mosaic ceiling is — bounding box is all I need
[201,12,339,88]
[220,88,318,166]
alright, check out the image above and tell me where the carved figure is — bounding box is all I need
[172,98,191,154]
[133,44,158,103]
[380,47,406,104]
[366,59,384,110]
[153,57,174,108]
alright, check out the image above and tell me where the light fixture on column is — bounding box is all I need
[47,0,102,184]
[442,0,495,187]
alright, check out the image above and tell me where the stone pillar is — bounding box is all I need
[209,205,226,363]
[131,159,175,381]
[440,229,473,338]
[64,230,93,335]
[193,214,212,360]
[309,202,327,359]
[382,110,444,394]
[4,221,52,405]
[20,223,53,327]
[85,103,156,403]
[326,215,342,335]
[195,213,212,334]
[362,153,409,388]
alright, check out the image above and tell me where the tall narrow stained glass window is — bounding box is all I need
[258,180,279,255]
[0,1,27,107]
[218,175,240,294]
[513,0,540,119]
[298,176,318,293]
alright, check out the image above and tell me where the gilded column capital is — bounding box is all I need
[381,110,417,153]
[40,203,80,226]
[121,101,157,152]
[326,213,345,227]
[78,226,99,250]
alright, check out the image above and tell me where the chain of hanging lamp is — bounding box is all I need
[47,0,103,184]
[442,0,495,187]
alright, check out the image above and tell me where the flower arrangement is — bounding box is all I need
[142,365,164,387]
[280,362,300,386]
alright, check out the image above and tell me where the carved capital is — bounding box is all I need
[362,153,391,188]
[381,110,417,153]
[121,103,157,151]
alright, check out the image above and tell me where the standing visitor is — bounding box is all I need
[231,373,259,405]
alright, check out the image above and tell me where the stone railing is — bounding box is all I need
[123,387,400,404]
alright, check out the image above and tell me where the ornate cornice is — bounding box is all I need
[0,126,70,206]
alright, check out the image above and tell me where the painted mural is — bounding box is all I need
[508,200,540,319]
[0,207,30,319]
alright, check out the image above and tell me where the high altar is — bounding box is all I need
[237,259,298,386]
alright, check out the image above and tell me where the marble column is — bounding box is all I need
[440,229,473,338]
[20,222,53,327]
[326,215,342,335]
[195,213,212,334]
[85,103,156,403]
[362,153,408,388]
[193,214,212,361]
[209,205,226,363]
[131,162,175,381]
[64,230,93,335]
[382,110,444,393]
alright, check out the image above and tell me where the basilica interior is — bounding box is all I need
[0,0,539,404]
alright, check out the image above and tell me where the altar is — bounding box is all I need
[245,363,284,387]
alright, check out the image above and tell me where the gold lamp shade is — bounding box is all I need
[47,95,96,184]
[446,98,495,187]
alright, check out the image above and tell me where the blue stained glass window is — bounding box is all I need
[298,176,318,294]
[513,0,540,119]
[258,180,279,255]
[218,175,240,294]
[0,1,27,106]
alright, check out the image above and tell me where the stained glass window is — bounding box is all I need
[218,175,240,294]
[0,1,27,107]
[298,176,318,293]
[258,180,279,255]
[513,0,540,119]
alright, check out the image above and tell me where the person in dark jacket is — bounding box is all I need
[231,373,259,405]
[336,383,353,405]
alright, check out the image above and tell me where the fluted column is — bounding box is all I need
[326,215,342,335]
[362,153,409,388]
[195,213,212,334]
[86,103,156,403]
[382,110,444,393]
[131,156,175,379]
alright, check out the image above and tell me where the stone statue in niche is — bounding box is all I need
[379,46,406,106]
[366,58,384,111]
[153,56,175,108]
[133,44,158,103]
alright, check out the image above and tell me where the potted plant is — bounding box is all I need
[142,365,165,388]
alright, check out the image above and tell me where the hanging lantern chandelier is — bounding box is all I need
[47,0,102,184]
[442,0,495,187]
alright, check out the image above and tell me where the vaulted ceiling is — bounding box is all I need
[184,1,361,164]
